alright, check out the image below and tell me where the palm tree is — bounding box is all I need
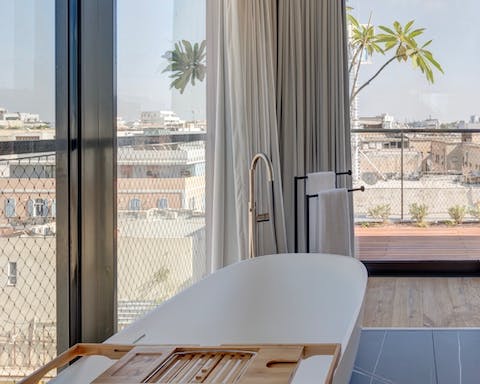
[349,15,444,102]
[162,40,206,94]
[348,13,384,104]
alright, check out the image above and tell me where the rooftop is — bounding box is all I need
[118,215,205,238]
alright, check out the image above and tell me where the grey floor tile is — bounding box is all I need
[433,330,460,384]
[374,330,436,384]
[354,329,480,384]
[350,370,373,384]
[354,330,386,374]
[434,329,480,384]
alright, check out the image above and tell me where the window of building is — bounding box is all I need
[27,199,49,217]
[7,262,17,287]
[4,198,16,218]
[39,199,49,217]
[157,198,168,209]
[128,198,141,211]
[51,199,56,218]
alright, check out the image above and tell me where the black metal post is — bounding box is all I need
[401,133,404,221]
[305,194,318,253]
[294,176,307,253]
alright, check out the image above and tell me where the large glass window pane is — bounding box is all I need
[349,0,480,264]
[116,0,207,329]
[0,0,56,380]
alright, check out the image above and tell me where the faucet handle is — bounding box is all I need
[256,213,270,222]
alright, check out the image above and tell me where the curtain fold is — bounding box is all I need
[207,0,288,270]
[277,0,352,252]
[207,0,352,268]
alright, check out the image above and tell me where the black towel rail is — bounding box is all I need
[294,171,364,253]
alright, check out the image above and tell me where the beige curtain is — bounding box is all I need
[207,0,288,270]
[277,0,353,252]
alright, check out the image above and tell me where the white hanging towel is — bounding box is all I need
[305,172,336,195]
[309,188,352,257]
[301,172,336,252]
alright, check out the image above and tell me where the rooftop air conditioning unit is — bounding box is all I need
[32,225,50,236]
[165,211,178,220]
[146,208,159,218]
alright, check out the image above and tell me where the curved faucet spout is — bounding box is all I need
[250,153,274,182]
[249,152,274,259]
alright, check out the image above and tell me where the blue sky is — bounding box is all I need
[117,0,206,121]
[0,0,206,123]
[0,1,55,122]
[0,1,475,124]
[349,0,480,122]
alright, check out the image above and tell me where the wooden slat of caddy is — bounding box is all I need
[19,343,341,384]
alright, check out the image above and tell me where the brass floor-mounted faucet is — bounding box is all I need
[248,153,274,259]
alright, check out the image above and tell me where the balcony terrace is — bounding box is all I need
[352,128,480,263]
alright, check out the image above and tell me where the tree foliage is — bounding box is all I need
[348,11,444,103]
[163,40,206,94]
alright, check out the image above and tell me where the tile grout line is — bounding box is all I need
[370,329,387,384]
[363,327,480,331]
[354,366,395,384]
[457,332,462,384]
[431,330,439,384]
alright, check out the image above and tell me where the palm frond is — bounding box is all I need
[162,39,207,94]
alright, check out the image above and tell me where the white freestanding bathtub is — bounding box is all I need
[50,253,367,384]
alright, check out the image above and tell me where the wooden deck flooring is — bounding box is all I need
[356,225,480,261]
[364,277,480,327]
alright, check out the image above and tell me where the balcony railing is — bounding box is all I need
[351,128,480,223]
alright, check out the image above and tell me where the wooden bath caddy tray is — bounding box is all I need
[20,343,341,384]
